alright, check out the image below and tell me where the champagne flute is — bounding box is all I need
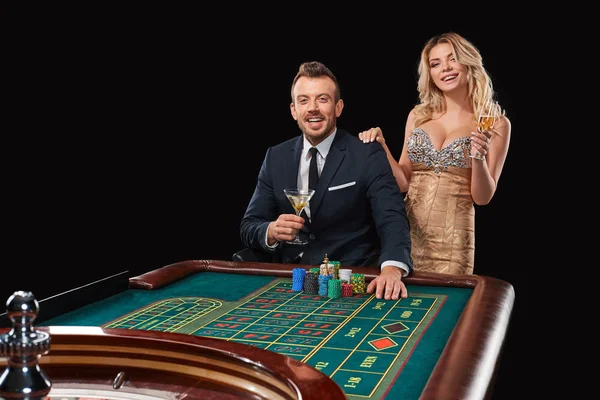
[283,188,315,245]
[476,99,500,133]
[471,99,500,160]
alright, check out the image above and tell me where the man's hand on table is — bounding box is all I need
[366,265,408,301]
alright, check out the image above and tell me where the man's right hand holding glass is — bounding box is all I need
[267,215,305,246]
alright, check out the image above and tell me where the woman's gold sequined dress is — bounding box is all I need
[405,128,475,275]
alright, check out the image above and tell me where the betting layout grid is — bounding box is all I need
[103,278,444,399]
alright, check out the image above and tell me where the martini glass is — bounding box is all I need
[283,188,315,245]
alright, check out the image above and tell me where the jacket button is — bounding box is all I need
[309,234,316,240]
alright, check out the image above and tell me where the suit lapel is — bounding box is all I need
[310,131,347,219]
[284,137,303,190]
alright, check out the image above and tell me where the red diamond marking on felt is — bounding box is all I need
[369,337,397,351]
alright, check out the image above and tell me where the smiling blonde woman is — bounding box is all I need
[359,32,511,275]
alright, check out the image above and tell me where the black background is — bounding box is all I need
[3,9,528,399]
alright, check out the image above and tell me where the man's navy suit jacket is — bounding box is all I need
[240,129,412,271]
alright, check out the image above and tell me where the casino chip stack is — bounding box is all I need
[320,262,329,276]
[351,273,366,293]
[342,283,354,297]
[339,268,352,284]
[329,261,341,279]
[327,279,342,298]
[318,274,331,297]
[303,272,319,294]
[292,268,306,291]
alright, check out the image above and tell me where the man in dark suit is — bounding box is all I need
[240,61,412,300]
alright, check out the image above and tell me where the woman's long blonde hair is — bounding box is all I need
[412,32,503,129]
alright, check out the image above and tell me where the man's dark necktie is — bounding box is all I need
[309,147,319,190]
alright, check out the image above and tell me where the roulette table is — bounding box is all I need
[2,259,514,399]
